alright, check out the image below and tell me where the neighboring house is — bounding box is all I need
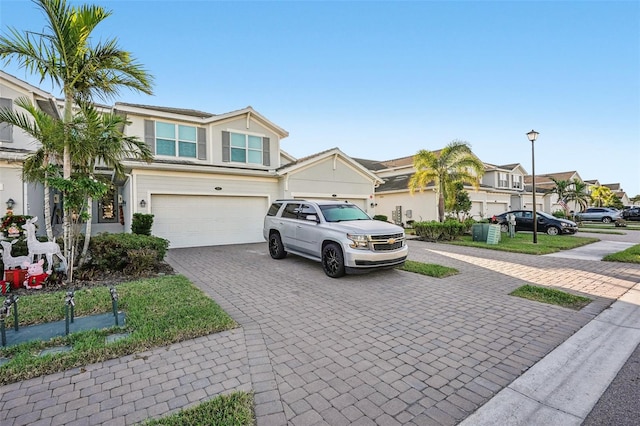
[602,183,630,206]
[0,70,60,222]
[354,154,529,223]
[524,171,584,214]
[0,71,382,249]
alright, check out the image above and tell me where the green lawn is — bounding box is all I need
[510,285,591,310]
[0,275,237,385]
[448,232,599,255]
[398,260,459,277]
[144,392,254,426]
[603,244,640,264]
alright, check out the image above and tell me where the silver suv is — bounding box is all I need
[574,207,621,223]
[263,199,408,278]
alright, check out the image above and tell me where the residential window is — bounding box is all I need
[230,132,263,164]
[155,122,197,158]
[498,172,508,188]
[512,175,522,189]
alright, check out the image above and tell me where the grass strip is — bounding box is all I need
[603,244,640,264]
[0,275,237,385]
[144,392,254,426]
[448,233,599,255]
[510,285,591,310]
[398,260,458,277]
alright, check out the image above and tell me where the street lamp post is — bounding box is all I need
[527,130,539,244]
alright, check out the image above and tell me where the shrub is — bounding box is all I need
[552,210,566,219]
[131,213,154,236]
[373,215,388,222]
[413,219,468,242]
[87,233,169,272]
[123,248,158,276]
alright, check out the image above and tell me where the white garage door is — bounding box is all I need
[151,195,268,248]
[486,202,508,217]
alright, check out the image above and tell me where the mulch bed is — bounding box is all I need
[4,262,176,296]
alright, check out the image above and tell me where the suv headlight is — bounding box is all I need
[347,233,370,249]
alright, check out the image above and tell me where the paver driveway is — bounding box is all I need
[1,239,638,425]
[167,240,638,425]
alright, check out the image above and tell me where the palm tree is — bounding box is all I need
[547,177,572,216]
[590,185,614,207]
[0,0,153,262]
[409,140,485,222]
[0,97,64,240]
[565,180,590,213]
[71,104,152,266]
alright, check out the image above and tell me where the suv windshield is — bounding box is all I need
[319,204,370,222]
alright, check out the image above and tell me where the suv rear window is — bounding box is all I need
[267,202,283,216]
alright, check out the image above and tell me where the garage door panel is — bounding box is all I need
[152,195,267,248]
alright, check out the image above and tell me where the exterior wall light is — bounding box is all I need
[6,198,15,210]
[139,199,146,208]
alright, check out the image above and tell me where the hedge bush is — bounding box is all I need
[131,213,154,236]
[373,215,388,222]
[86,233,169,272]
[413,220,469,242]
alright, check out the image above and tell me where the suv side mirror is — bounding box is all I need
[305,214,319,223]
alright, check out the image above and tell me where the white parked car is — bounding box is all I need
[263,199,408,278]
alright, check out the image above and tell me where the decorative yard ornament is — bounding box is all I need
[0,239,30,270]
[22,259,50,290]
[21,217,67,274]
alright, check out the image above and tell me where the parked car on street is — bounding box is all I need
[622,207,640,221]
[263,199,408,278]
[573,207,621,223]
[490,210,578,235]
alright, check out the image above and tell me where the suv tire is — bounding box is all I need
[322,243,345,278]
[268,232,287,259]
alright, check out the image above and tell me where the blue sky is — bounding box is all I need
[2,0,639,197]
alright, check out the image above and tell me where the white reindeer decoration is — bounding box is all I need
[0,239,30,269]
[22,217,67,273]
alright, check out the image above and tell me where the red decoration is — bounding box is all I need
[5,269,27,290]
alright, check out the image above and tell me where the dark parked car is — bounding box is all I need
[622,207,640,221]
[491,210,578,235]
[573,207,621,223]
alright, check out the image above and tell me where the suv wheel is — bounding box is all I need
[546,226,560,236]
[322,243,345,278]
[268,232,287,259]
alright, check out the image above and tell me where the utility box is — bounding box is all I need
[472,223,490,242]
[487,224,501,244]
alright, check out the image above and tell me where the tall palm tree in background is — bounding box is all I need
[409,140,485,222]
[565,180,590,212]
[0,0,153,262]
[547,177,573,216]
[0,97,64,240]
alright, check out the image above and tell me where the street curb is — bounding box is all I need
[459,282,640,425]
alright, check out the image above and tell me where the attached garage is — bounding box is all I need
[151,194,268,248]
[486,202,508,217]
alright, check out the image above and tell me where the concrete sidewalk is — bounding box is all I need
[544,240,635,261]
[460,282,640,425]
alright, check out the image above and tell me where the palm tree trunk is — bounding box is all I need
[78,196,92,267]
[43,179,54,241]
[438,193,445,222]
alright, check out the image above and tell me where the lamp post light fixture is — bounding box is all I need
[526,129,539,244]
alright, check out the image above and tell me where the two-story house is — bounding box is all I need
[0,71,381,248]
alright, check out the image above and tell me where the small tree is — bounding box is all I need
[446,182,472,221]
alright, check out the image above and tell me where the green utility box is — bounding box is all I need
[487,224,501,244]
[471,223,490,242]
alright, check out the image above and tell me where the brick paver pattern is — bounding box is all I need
[1,239,638,425]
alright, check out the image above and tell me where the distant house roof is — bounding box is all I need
[603,183,621,191]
